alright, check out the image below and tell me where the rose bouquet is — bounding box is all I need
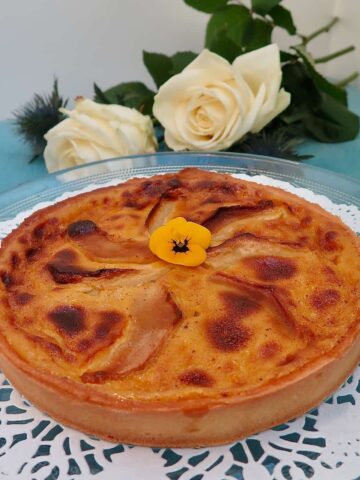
[14,0,359,171]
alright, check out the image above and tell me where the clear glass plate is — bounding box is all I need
[0,152,359,480]
[0,152,359,220]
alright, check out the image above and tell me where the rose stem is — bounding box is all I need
[300,17,339,46]
[336,72,359,87]
[314,45,355,64]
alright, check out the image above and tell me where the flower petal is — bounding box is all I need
[251,88,291,133]
[156,242,206,267]
[149,225,172,255]
[233,44,291,133]
[186,222,212,249]
[233,44,281,101]
[153,49,233,136]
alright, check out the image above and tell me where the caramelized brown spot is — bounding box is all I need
[322,266,341,285]
[140,180,165,197]
[311,289,340,309]
[162,178,184,199]
[123,200,142,209]
[278,353,297,366]
[1,272,13,288]
[322,230,341,251]
[27,334,64,358]
[68,220,98,238]
[325,231,337,242]
[76,339,92,352]
[300,215,312,227]
[32,222,46,239]
[47,249,134,284]
[179,369,214,387]
[13,292,34,305]
[81,370,107,383]
[122,189,151,209]
[32,218,59,239]
[11,253,20,268]
[48,305,85,336]
[203,200,273,231]
[207,317,251,352]
[48,264,133,284]
[25,247,41,262]
[194,180,243,195]
[245,256,297,281]
[258,341,280,359]
[95,311,123,339]
[44,341,63,357]
[167,178,183,189]
[221,292,260,317]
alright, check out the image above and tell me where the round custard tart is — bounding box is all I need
[0,168,359,447]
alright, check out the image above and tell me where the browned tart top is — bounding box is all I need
[0,168,359,404]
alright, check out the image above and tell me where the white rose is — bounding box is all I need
[153,44,290,152]
[44,98,157,173]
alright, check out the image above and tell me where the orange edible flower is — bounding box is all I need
[149,217,211,267]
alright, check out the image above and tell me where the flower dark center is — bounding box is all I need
[172,238,190,253]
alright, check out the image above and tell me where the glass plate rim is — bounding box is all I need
[1,152,359,221]
[2,151,360,196]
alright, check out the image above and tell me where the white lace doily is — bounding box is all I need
[0,174,359,480]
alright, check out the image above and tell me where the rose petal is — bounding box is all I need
[233,44,287,130]
[153,50,234,136]
[233,44,281,106]
[251,88,291,133]
[175,83,242,150]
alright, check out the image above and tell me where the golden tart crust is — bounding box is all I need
[0,168,359,447]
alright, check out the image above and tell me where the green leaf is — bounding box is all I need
[206,30,243,62]
[205,5,251,61]
[241,18,273,51]
[170,51,198,75]
[281,62,321,110]
[280,62,320,126]
[142,51,197,88]
[293,45,347,105]
[251,0,281,15]
[184,0,228,13]
[304,93,359,142]
[94,82,155,115]
[143,51,173,89]
[280,50,298,62]
[226,6,252,46]
[280,62,359,143]
[93,83,111,104]
[269,5,296,35]
[206,6,272,60]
